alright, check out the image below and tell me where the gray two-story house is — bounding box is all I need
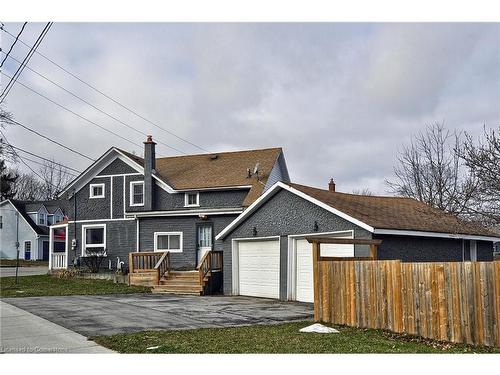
[49,136,289,275]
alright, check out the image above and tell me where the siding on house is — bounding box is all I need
[0,201,39,260]
[217,188,372,298]
[264,152,290,191]
[373,234,494,262]
[97,158,139,176]
[139,215,236,269]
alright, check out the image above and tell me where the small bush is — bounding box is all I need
[52,268,82,279]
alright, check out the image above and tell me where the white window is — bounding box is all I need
[54,215,63,223]
[184,192,199,207]
[82,224,106,256]
[24,241,31,260]
[90,183,105,198]
[198,225,213,248]
[38,213,47,226]
[130,181,144,206]
[154,232,183,253]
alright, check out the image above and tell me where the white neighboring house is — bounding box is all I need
[0,199,66,260]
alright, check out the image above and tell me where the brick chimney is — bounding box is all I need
[328,178,336,192]
[143,135,156,211]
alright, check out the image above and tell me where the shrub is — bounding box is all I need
[52,268,82,279]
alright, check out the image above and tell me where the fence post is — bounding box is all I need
[312,241,320,321]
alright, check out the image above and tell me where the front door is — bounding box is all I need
[197,224,213,265]
[42,241,50,260]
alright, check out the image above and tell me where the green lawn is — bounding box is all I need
[0,275,150,297]
[92,321,499,354]
[0,259,49,267]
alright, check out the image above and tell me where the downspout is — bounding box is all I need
[15,211,19,284]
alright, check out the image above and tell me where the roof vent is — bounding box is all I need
[210,154,218,160]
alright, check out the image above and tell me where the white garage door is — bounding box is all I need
[295,237,354,303]
[238,239,280,299]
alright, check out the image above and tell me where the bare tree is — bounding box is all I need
[352,188,373,196]
[386,123,478,216]
[460,126,500,225]
[11,160,73,200]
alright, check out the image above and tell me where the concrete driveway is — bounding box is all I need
[4,294,313,337]
[0,266,48,278]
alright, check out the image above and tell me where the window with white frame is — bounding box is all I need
[38,212,47,226]
[154,232,182,253]
[130,181,144,206]
[89,183,105,198]
[82,224,106,255]
[184,192,199,207]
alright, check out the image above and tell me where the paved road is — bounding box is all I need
[0,301,114,353]
[4,294,314,337]
[0,266,48,278]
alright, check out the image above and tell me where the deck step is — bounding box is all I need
[152,285,202,295]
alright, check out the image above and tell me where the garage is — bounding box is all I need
[236,239,280,299]
[293,234,354,303]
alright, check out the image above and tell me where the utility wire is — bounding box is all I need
[0,22,27,68]
[0,114,96,162]
[1,25,210,153]
[19,155,79,177]
[3,143,83,174]
[0,52,187,155]
[0,22,52,102]
[0,71,143,152]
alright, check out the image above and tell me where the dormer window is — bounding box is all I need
[38,213,47,226]
[90,183,105,198]
[130,181,144,207]
[184,192,199,207]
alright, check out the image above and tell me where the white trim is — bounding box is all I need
[96,173,142,178]
[153,231,183,253]
[66,218,135,224]
[178,185,252,192]
[81,224,107,256]
[136,218,140,252]
[127,208,243,217]
[286,230,353,301]
[470,240,477,261]
[129,181,145,207]
[216,182,374,240]
[49,227,53,269]
[110,176,113,219]
[372,228,500,242]
[231,236,281,296]
[123,176,126,218]
[89,183,105,199]
[184,192,200,207]
[23,240,32,260]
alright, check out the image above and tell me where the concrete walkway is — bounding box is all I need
[0,301,114,353]
[0,266,48,278]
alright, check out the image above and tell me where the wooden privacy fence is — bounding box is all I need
[312,254,500,347]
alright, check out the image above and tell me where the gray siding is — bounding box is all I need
[374,234,494,262]
[97,158,138,175]
[264,152,290,191]
[67,219,137,267]
[218,189,371,298]
[68,176,111,220]
[138,215,236,269]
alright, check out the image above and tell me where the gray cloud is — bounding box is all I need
[2,23,499,194]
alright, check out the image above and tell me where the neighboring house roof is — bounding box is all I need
[217,181,499,241]
[65,146,284,207]
[0,199,67,236]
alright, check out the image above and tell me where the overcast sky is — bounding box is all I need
[1,23,499,194]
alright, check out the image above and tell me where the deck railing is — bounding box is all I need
[51,253,66,269]
[197,251,223,287]
[129,251,165,273]
[154,251,171,284]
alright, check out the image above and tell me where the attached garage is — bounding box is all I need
[233,238,280,299]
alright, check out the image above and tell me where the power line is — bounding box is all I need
[0,70,143,152]
[0,114,96,162]
[0,22,52,102]
[1,25,210,153]
[18,155,79,177]
[0,52,187,155]
[4,143,83,174]
[0,22,27,68]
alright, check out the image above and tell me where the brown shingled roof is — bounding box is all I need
[119,147,283,206]
[287,183,496,237]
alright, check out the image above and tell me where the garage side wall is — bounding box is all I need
[374,234,494,262]
[217,189,372,298]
